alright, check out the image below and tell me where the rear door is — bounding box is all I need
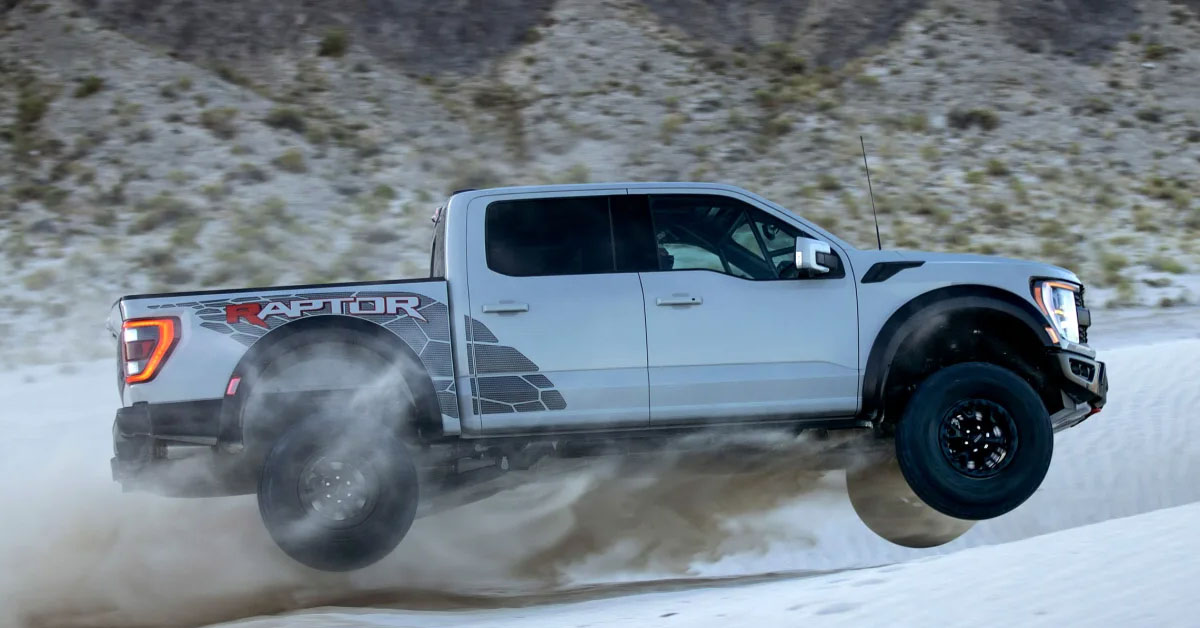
[463,189,650,433]
[633,190,860,424]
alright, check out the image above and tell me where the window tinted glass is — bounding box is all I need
[648,195,800,280]
[750,210,800,272]
[486,197,615,276]
[612,195,659,272]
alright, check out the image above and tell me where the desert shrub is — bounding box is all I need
[22,268,57,291]
[947,107,1000,131]
[354,136,382,158]
[1038,219,1067,239]
[556,164,590,184]
[983,200,1012,228]
[1144,276,1172,288]
[264,107,306,133]
[42,186,70,210]
[213,64,251,86]
[472,82,525,110]
[271,149,307,173]
[372,184,397,200]
[169,220,203,248]
[763,42,806,75]
[905,113,929,133]
[73,75,104,98]
[1109,278,1138,307]
[1132,204,1158,232]
[17,89,49,128]
[1136,108,1163,123]
[200,107,238,139]
[128,193,191,234]
[1098,250,1128,284]
[854,73,881,88]
[1080,97,1112,115]
[1146,255,1187,274]
[201,182,231,200]
[660,113,686,144]
[762,115,793,138]
[225,162,270,184]
[1143,43,1168,60]
[318,28,349,57]
[304,123,329,145]
[1142,176,1191,209]
[986,159,1010,176]
[360,228,400,244]
[817,174,842,192]
[448,163,503,192]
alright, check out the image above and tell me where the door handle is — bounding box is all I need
[482,302,530,314]
[656,295,703,306]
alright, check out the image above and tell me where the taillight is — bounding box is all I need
[121,317,179,384]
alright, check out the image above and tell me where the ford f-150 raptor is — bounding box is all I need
[109,182,1107,571]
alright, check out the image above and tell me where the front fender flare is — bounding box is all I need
[860,285,1055,421]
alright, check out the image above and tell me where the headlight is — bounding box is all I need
[1032,280,1080,344]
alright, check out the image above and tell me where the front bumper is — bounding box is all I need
[1049,349,1107,432]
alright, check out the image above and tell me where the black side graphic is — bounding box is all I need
[466,316,567,414]
[183,291,458,419]
[862,261,925,284]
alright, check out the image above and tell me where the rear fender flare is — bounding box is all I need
[216,316,443,445]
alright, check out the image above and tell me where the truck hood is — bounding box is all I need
[847,249,1081,284]
[897,251,1079,283]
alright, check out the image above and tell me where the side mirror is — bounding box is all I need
[795,237,833,275]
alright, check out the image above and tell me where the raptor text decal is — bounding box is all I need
[226,296,427,328]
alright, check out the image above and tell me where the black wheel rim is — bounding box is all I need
[937,399,1018,478]
[298,457,377,527]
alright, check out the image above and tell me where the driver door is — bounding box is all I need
[635,190,860,425]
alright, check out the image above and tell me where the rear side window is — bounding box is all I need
[485,197,616,276]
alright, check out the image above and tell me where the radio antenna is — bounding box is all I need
[860,136,882,250]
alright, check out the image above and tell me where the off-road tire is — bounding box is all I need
[894,362,1053,520]
[258,414,419,571]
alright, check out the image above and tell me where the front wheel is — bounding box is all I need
[257,415,419,571]
[894,362,1053,521]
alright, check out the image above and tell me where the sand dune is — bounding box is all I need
[0,315,1197,627]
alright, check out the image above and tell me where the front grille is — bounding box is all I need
[1076,286,1089,344]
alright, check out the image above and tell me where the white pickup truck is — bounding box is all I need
[109,182,1107,571]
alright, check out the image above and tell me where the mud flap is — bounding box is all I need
[846,455,974,548]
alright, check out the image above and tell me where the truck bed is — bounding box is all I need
[110,278,456,419]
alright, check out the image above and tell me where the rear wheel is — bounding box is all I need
[257,414,419,571]
[894,361,1053,520]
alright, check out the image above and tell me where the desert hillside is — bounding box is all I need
[2,0,1199,361]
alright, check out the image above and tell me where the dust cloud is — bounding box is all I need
[0,408,878,628]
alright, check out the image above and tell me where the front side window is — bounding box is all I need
[648,195,802,280]
[485,197,615,276]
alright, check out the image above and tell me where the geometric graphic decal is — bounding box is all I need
[168,291,459,419]
[466,316,567,414]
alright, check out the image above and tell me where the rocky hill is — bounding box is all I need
[2,0,1199,362]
